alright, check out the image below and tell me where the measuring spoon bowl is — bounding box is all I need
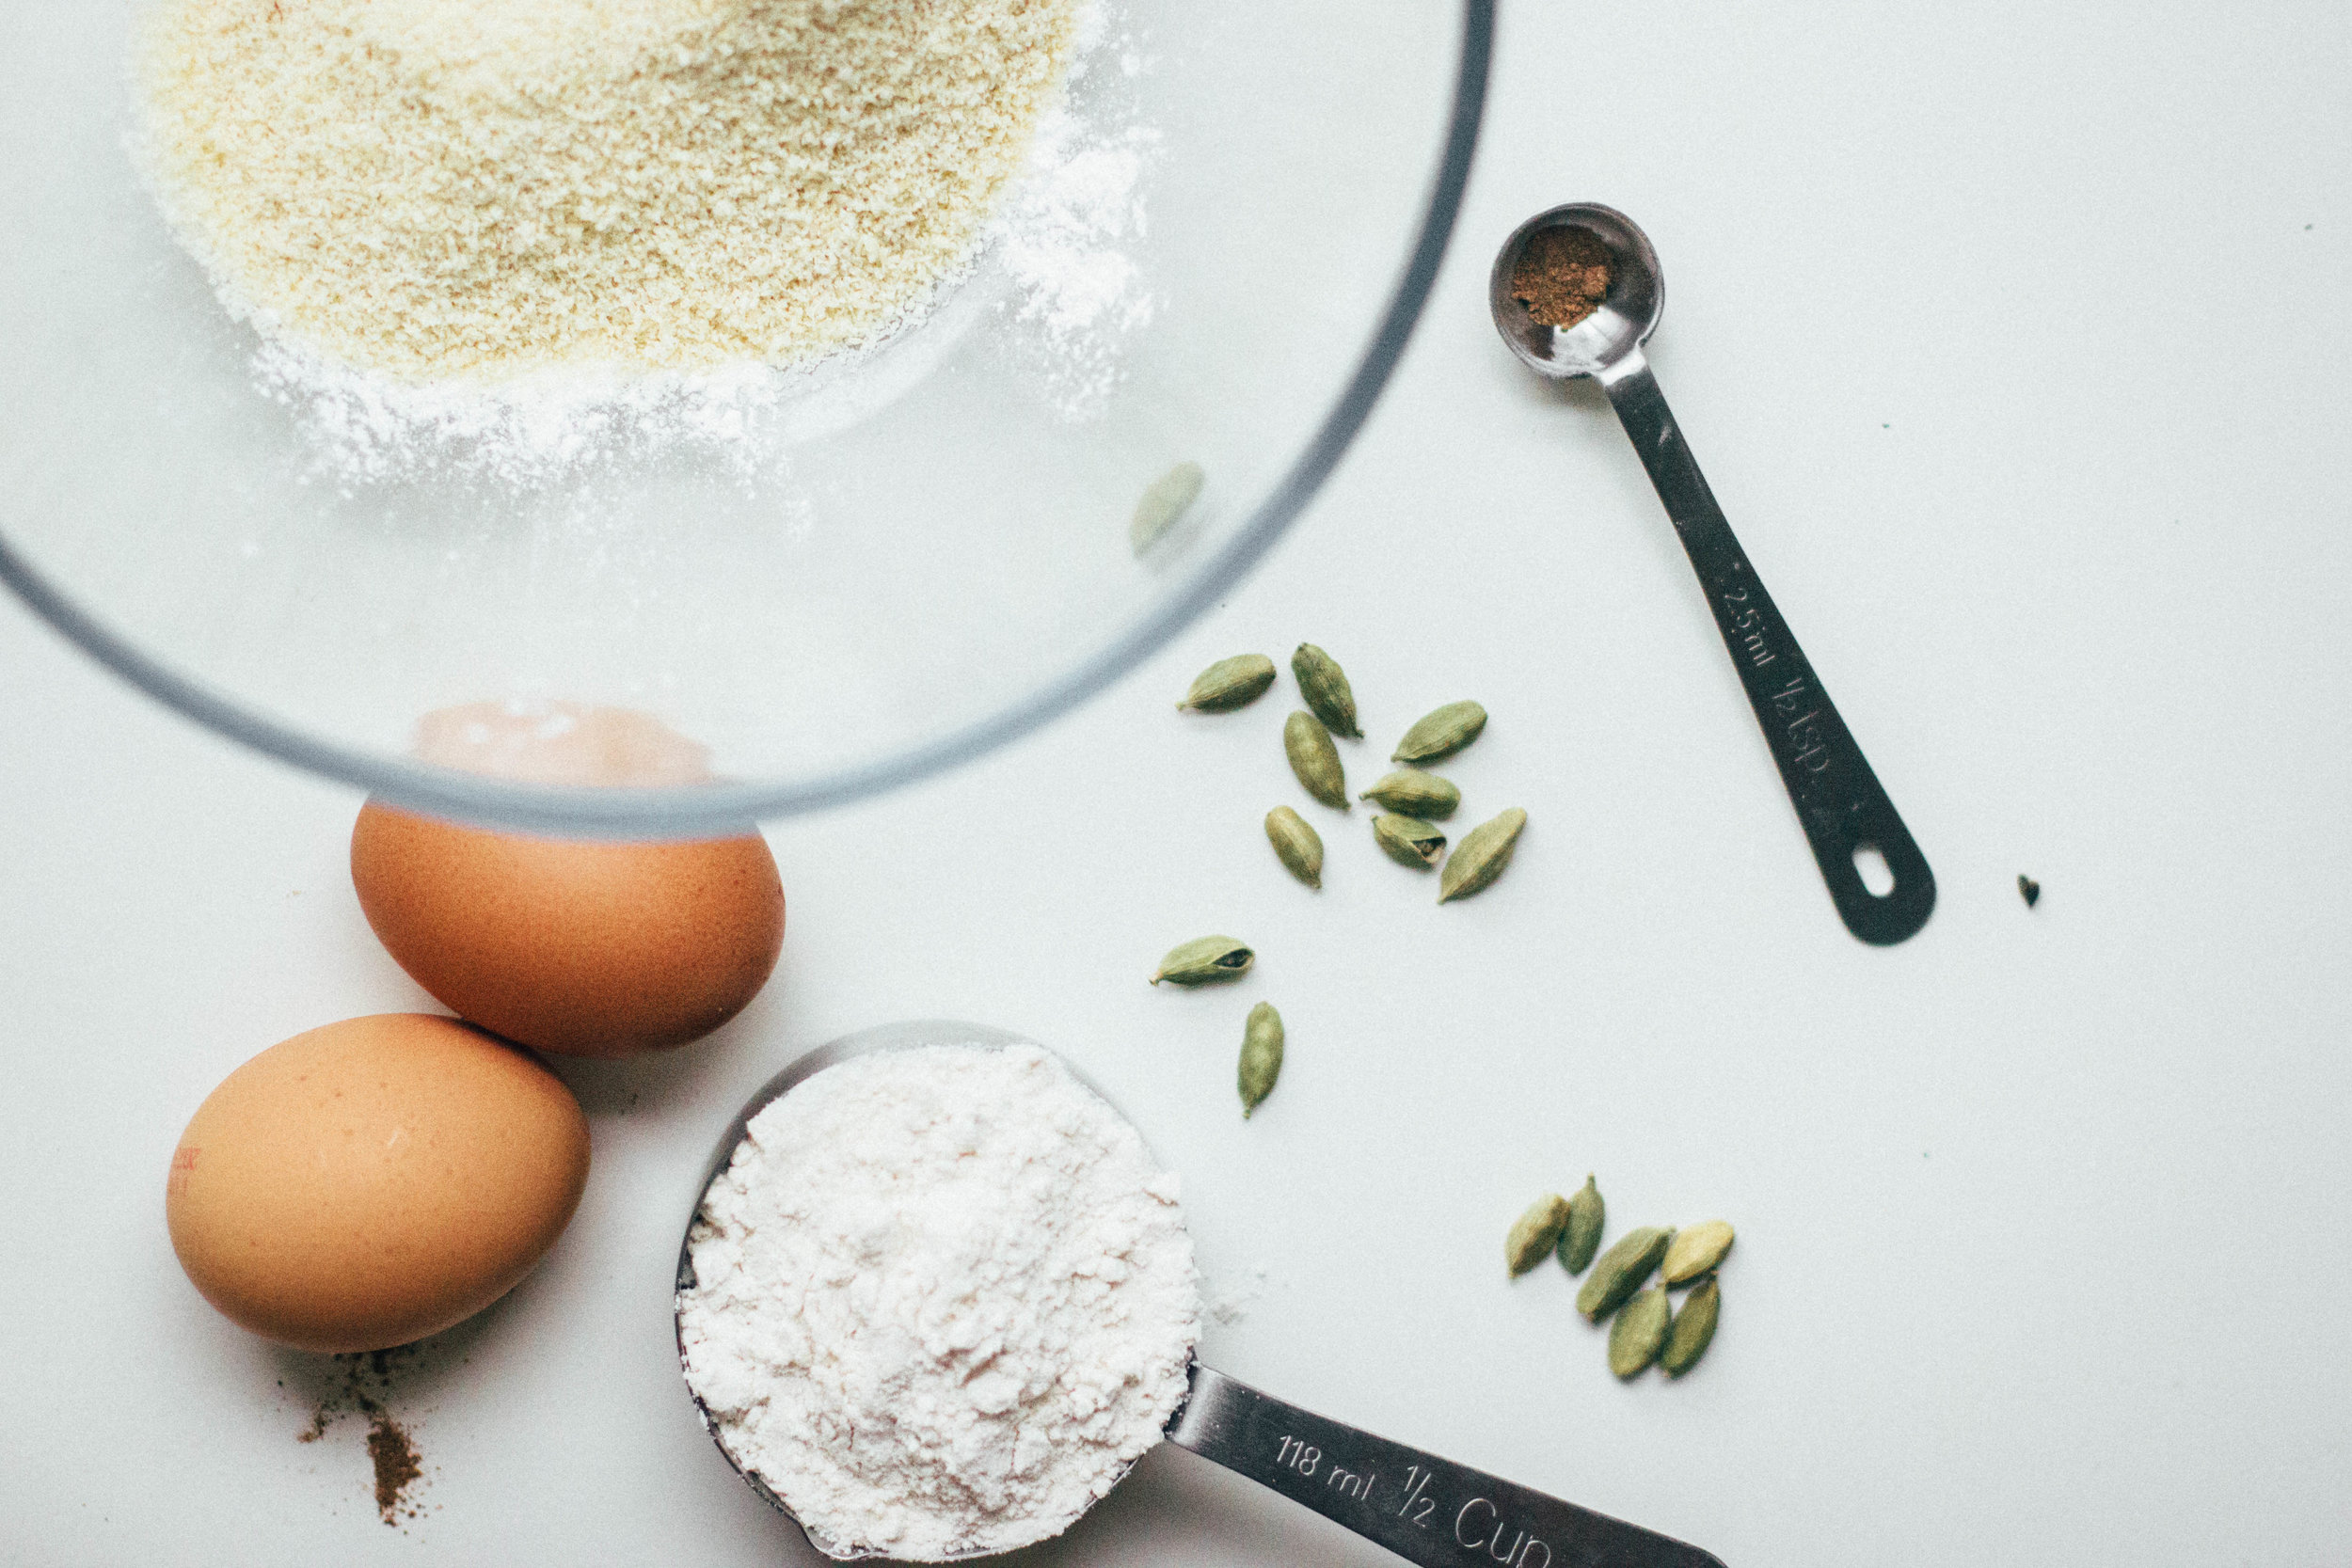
[676,1022,1727,1567]
[1488,202,1662,383]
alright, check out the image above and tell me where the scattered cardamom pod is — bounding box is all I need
[1661,1220,1735,1286]
[1438,807,1526,903]
[1576,1226,1674,1323]
[1239,1002,1283,1117]
[1359,768,1460,819]
[1661,1278,1720,1377]
[1180,654,1277,713]
[1291,643,1361,738]
[1151,935,1254,987]
[1283,711,1349,810]
[1504,1193,1572,1276]
[1263,806,1324,889]
[1557,1174,1605,1275]
[1372,813,1447,869]
[1391,700,1487,764]
[1130,461,1205,554]
[1607,1284,1673,1378]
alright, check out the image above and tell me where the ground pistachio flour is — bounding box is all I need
[677,1043,1200,1561]
[135,0,1089,378]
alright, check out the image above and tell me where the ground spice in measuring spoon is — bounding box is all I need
[1511,227,1614,329]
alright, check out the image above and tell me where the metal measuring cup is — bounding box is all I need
[676,1021,1728,1568]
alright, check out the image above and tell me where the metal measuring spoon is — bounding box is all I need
[676,1021,1728,1568]
[1490,204,1933,944]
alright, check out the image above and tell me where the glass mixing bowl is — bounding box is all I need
[0,0,1492,836]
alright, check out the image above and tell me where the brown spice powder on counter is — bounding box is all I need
[291,1347,432,1525]
[367,1417,424,1524]
[1512,227,1614,329]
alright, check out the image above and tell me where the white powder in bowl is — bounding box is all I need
[677,1042,1199,1560]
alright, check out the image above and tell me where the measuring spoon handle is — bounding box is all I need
[1597,358,1933,945]
[1168,1364,1726,1568]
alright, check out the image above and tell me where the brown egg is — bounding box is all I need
[410,700,714,789]
[167,1014,590,1353]
[350,801,785,1057]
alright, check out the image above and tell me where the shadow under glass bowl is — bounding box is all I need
[0,0,1493,838]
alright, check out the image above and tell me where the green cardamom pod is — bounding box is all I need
[1151,935,1254,987]
[1283,711,1348,810]
[1180,654,1277,713]
[1576,1226,1674,1323]
[1239,1001,1284,1117]
[1130,461,1205,554]
[1263,806,1324,889]
[1504,1193,1571,1276]
[1290,643,1361,738]
[1557,1174,1605,1275]
[1391,700,1487,764]
[1359,768,1460,819]
[1607,1284,1673,1378]
[1438,807,1526,903]
[1372,813,1447,869]
[1661,1220,1736,1287]
[1661,1278,1720,1377]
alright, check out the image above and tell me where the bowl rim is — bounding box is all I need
[0,0,1497,839]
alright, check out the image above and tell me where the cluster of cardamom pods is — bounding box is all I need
[1161,641,1535,1121]
[1179,644,1528,902]
[1506,1178,1732,1380]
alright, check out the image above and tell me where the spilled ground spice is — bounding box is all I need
[291,1346,431,1525]
[367,1417,425,1524]
[1511,226,1614,328]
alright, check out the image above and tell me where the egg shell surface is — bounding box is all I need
[350,801,785,1057]
[166,1014,591,1354]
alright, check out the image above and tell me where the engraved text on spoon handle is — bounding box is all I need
[1599,358,1934,945]
[1168,1365,1728,1568]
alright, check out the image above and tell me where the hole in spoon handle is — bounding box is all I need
[1601,363,1935,945]
[1168,1365,1728,1568]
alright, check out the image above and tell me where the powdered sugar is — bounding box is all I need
[994,105,1160,419]
[677,1043,1199,1561]
[246,342,799,489]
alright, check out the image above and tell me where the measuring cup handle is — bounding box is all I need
[1167,1365,1726,1568]
[1597,359,1934,945]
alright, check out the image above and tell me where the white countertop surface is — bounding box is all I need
[5,4,2350,1563]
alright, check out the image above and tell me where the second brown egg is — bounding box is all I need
[351,802,785,1058]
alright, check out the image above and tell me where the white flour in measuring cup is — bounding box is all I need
[677,1043,1200,1560]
